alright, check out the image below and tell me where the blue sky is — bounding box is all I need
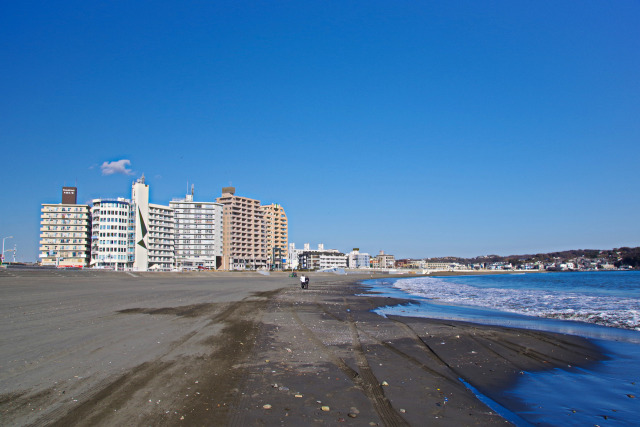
[1,1,639,261]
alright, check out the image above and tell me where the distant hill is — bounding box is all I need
[424,247,640,268]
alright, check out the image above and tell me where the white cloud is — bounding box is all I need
[101,159,134,176]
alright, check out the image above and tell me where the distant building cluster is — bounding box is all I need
[39,181,408,272]
[394,258,626,272]
[41,185,634,274]
[39,180,288,271]
[285,246,394,272]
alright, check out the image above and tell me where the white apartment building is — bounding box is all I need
[39,187,91,267]
[347,248,371,269]
[296,243,347,270]
[170,191,223,271]
[89,178,175,271]
[148,204,174,271]
[287,242,301,270]
[262,203,288,270]
[318,252,348,270]
[217,187,267,270]
[90,198,134,270]
[422,261,454,271]
[288,242,315,270]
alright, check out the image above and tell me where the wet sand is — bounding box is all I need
[0,270,603,426]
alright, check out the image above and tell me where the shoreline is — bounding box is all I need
[228,277,604,426]
[0,271,606,425]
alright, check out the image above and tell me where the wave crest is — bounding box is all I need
[393,277,640,331]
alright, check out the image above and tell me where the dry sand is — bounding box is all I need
[0,269,603,426]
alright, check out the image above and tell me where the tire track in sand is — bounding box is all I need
[289,296,409,427]
[316,298,465,389]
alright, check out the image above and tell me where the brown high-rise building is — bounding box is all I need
[216,187,267,270]
[262,203,288,270]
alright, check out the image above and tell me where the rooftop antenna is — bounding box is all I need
[191,184,194,196]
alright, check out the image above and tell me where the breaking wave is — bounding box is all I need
[393,276,640,331]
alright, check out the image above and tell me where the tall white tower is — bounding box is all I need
[132,175,149,271]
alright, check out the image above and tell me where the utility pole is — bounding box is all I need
[8,245,16,263]
[2,236,13,265]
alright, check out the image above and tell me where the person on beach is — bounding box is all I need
[300,274,306,288]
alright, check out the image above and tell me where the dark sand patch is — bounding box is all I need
[228,280,603,426]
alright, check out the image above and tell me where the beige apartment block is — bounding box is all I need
[216,187,267,270]
[39,187,91,267]
[372,250,396,269]
[262,203,288,270]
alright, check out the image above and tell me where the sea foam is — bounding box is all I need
[393,276,640,331]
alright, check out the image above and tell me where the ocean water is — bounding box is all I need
[391,271,640,331]
[362,271,640,426]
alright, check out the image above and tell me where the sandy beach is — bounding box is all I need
[0,270,603,426]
